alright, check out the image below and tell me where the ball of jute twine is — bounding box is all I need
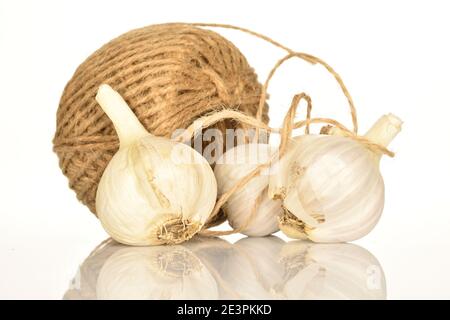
[53,23,269,221]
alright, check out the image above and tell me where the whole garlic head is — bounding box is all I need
[214,143,283,236]
[271,114,402,243]
[95,85,217,246]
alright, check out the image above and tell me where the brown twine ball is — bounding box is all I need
[53,23,269,218]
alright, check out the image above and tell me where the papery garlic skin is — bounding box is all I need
[214,143,282,236]
[95,85,217,246]
[271,114,401,243]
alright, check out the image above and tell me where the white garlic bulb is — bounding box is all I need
[214,143,283,236]
[270,114,402,242]
[95,84,217,246]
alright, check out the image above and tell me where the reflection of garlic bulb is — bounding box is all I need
[196,236,284,299]
[214,144,282,236]
[64,238,220,300]
[199,237,276,299]
[96,245,218,300]
[63,239,123,300]
[64,236,386,300]
[271,114,402,242]
[280,242,386,299]
[184,237,243,299]
[95,85,217,245]
[234,237,285,297]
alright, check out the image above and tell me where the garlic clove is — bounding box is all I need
[278,216,310,241]
[283,188,320,227]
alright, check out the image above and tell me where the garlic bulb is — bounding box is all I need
[214,143,282,236]
[270,114,402,242]
[95,84,217,246]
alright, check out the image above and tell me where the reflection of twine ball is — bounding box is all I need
[53,23,268,215]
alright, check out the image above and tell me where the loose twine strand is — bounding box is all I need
[187,23,358,135]
[173,23,394,235]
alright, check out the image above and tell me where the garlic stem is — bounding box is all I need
[323,113,402,151]
[364,113,402,148]
[96,84,149,148]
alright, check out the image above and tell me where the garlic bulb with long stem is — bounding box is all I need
[270,113,402,242]
[95,84,217,246]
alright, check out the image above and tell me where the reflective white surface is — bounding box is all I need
[2,230,450,299]
[63,237,386,300]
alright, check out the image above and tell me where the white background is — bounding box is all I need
[0,0,449,299]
